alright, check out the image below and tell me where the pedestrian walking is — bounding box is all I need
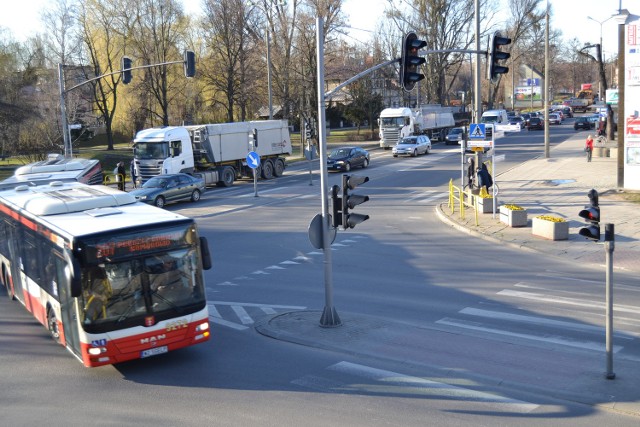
[116,161,126,191]
[130,160,137,189]
[585,135,594,162]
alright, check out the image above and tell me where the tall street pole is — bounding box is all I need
[316,16,340,327]
[474,0,481,123]
[58,63,71,159]
[543,0,550,158]
[615,8,629,189]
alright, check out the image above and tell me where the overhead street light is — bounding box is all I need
[587,15,613,100]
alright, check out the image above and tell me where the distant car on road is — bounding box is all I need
[574,116,595,130]
[548,113,562,125]
[527,117,545,131]
[445,127,465,145]
[130,173,205,208]
[392,135,432,157]
[326,146,370,171]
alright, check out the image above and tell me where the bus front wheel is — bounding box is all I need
[47,309,61,344]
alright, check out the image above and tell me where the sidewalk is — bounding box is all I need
[436,133,640,274]
[257,133,640,417]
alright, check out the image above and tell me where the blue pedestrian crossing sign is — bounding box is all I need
[246,151,260,169]
[469,123,486,139]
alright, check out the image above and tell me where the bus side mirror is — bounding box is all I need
[199,237,212,270]
[64,249,82,297]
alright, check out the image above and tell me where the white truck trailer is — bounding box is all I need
[378,106,455,149]
[132,120,292,187]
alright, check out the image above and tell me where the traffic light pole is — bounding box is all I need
[316,17,341,327]
[604,223,615,380]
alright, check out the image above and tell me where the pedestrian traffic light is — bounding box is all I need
[330,185,342,228]
[341,174,370,229]
[400,32,427,92]
[578,189,600,241]
[121,56,132,84]
[486,31,511,83]
[184,50,196,78]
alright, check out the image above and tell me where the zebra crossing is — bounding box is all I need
[434,281,640,360]
[292,361,539,414]
[207,301,306,331]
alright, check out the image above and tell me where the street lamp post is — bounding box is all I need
[587,15,613,101]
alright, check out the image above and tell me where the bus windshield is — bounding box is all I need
[81,248,205,332]
[135,142,168,159]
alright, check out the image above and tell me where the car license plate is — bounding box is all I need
[141,346,168,358]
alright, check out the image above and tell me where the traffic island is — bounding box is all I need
[532,215,569,240]
[499,204,528,227]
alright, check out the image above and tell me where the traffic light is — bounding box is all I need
[341,174,370,229]
[121,56,132,84]
[330,185,342,228]
[252,128,258,147]
[184,50,196,78]
[400,32,427,92]
[486,31,511,83]
[578,189,600,241]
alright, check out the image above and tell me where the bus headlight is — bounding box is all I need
[195,322,209,332]
[88,347,106,355]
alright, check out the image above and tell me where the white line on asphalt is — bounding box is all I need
[206,303,221,318]
[498,289,640,315]
[231,305,253,324]
[328,361,539,413]
[435,318,624,353]
[208,316,249,331]
[208,301,306,309]
[459,307,632,339]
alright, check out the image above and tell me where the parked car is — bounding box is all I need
[527,117,545,130]
[326,146,370,171]
[548,113,562,125]
[521,113,532,127]
[574,116,595,130]
[445,127,465,145]
[392,135,432,157]
[130,173,205,208]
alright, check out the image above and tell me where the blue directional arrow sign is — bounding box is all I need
[469,123,486,139]
[246,151,260,169]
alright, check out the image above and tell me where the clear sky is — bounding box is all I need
[0,0,631,59]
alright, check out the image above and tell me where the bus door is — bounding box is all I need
[5,222,26,304]
[54,255,80,355]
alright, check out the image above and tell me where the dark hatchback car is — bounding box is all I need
[574,116,595,130]
[326,146,370,172]
[527,117,544,131]
[130,173,206,208]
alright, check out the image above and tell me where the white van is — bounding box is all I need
[481,109,509,126]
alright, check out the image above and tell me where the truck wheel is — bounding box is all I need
[154,196,166,208]
[190,189,201,202]
[261,160,274,180]
[217,167,235,187]
[273,159,285,177]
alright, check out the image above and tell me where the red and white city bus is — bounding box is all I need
[0,181,212,367]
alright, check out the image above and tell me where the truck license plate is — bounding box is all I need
[141,346,168,358]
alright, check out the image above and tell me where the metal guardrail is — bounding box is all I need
[448,179,479,226]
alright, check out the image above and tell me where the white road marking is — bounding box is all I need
[327,361,538,413]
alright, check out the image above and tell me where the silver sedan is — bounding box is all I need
[392,135,432,157]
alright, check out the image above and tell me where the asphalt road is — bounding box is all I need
[2,118,639,426]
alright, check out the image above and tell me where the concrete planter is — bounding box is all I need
[532,217,569,240]
[476,196,497,214]
[499,206,528,227]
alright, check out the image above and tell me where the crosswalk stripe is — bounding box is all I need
[436,318,624,353]
[231,305,253,324]
[327,361,538,413]
[498,289,640,314]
